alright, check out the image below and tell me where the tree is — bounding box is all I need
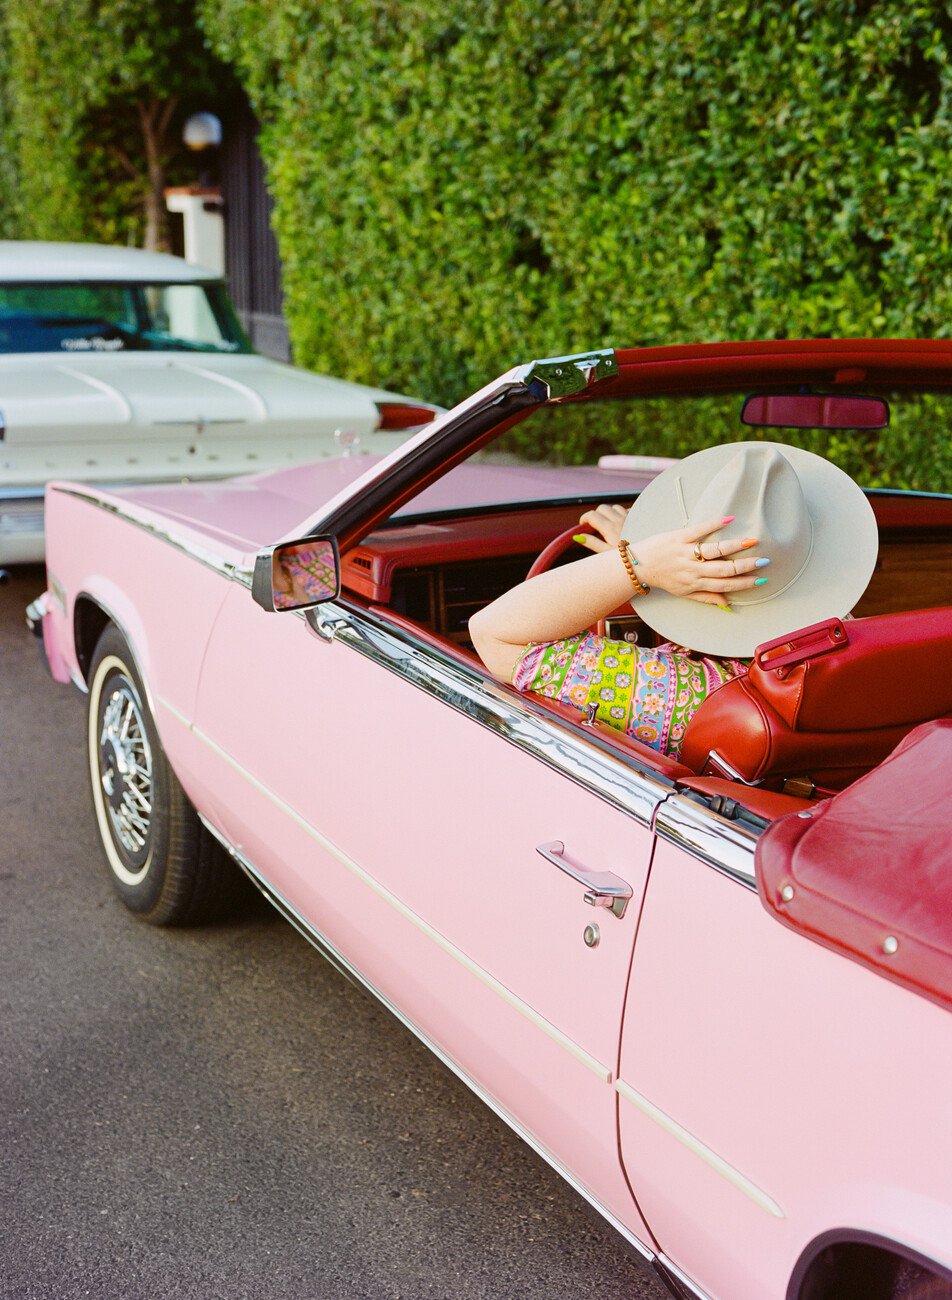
[3,0,232,248]
[87,0,230,249]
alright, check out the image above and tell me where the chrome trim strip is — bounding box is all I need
[151,417,246,427]
[652,794,758,890]
[615,1080,784,1220]
[306,602,673,829]
[654,1254,715,1300]
[50,484,255,587]
[159,693,612,1083]
[56,481,670,831]
[197,813,657,1270]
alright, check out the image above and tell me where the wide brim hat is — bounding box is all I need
[620,440,879,658]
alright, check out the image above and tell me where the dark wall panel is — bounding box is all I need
[220,93,291,361]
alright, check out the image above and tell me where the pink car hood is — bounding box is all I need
[96,454,670,557]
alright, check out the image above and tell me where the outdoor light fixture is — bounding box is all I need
[182,112,222,151]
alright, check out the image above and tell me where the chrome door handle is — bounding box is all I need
[536,841,632,919]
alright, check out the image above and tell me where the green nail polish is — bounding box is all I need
[572,534,588,545]
[718,603,733,612]
[755,576,769,586]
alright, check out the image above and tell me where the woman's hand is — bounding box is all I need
[575,505,769,608]
[575,503,630,552]
[633,515,768,608]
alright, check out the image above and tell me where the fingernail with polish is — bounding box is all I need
[718,603,733,612]
[754,557,770,568]
[755,577,769,586]
[740,538,758,549]
[722,515,736,525]
[572,535,589,545]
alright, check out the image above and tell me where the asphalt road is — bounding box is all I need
[0,565,669,1300]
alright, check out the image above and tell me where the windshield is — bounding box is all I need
[0,280,253,355]
[393,385,952,523]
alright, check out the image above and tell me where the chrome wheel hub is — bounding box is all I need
[98,682,153,855]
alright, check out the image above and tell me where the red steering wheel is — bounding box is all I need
[526,524,596,579]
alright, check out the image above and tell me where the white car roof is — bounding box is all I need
[0,241,220,284]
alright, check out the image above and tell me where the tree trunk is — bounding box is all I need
[137,96,178,252]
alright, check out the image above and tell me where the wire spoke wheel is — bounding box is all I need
[97,678,154,876]
[87,624,240,925]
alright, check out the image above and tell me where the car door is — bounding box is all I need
[191,584,667,1246]
[616,796,952,1299]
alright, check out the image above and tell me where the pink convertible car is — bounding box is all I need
[32,340,952,1300]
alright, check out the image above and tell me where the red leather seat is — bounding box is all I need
[680,607,952,791]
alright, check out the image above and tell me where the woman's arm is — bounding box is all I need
[469,510,768,681]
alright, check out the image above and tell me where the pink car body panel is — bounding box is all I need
[190,583,656,1244]
[620,836,952,1298]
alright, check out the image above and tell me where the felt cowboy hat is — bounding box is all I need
[620,440,879,658]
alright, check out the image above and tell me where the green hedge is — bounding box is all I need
[0,21,21,239]
[195,0,952,488]
[4,1,952,488]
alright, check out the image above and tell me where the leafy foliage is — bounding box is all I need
[193,0,952,486]
[0,0,233,247]
[0,12,22,238]
[500,389,952,495]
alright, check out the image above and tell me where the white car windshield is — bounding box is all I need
[0,280,253,354]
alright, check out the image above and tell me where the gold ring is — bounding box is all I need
[693,541,706,562]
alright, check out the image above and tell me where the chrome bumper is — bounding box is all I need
[0,488,45,563]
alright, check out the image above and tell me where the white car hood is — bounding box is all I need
[0,351,395,442]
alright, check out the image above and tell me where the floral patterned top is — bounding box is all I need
[511,632,749,759]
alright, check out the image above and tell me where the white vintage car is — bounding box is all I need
[0,241,439,563]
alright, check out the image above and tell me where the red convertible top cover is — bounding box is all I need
[756,720,952,1013]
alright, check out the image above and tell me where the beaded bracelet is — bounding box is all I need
[618,540,650,595]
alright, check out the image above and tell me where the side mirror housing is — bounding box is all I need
[252,536,341,612]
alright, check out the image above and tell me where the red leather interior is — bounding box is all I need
[750,608,952,731]
[756,720,952,1012]
[681,608,952,788]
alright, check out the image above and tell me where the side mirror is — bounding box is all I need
[252,536,341,612]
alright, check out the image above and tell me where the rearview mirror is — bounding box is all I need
[252,536,340,612]
[741,392,889,430]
